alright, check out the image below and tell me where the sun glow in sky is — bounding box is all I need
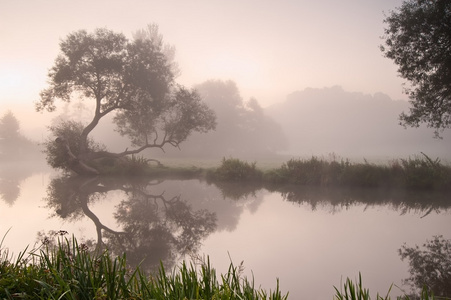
[1,0,406,132]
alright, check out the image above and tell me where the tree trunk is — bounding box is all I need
[55,137,100,175]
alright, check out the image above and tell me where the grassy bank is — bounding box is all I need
[0,236,287,299]
[208,154,451,191]
[97,154,451,191]
[0,236,448,299]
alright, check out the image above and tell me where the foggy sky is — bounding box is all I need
[1,0,406,136]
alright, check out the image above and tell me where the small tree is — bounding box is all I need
[0,111,38,160]
[0,111,20,141]
[37,25,216,174]
[381,0,451,137]
[399,235,451,297]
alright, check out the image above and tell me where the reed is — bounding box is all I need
[0,236,287,299]
[2,236,449,299]
[262,154,451,190]
[333,273,447,300]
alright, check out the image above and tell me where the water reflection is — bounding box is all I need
[399,235,451,298]
[0,162,47,205]
[1,171,449,299]
[44,176,218,272]
[267,185,451,216]
[40,174,450,274]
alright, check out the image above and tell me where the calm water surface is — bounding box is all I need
[1,166,450,299]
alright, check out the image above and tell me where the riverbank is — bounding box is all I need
[96,154,451,192]
[0,236,445,300]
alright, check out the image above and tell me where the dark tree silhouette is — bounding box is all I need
[37,25,216,175]
[399,235,451,297]
[381,0,451,137]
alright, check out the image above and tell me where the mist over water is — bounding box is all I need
[1,1,451,296]
[1,82,451,298]
[0,170,449,299]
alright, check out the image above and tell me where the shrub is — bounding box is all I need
[210,158,263,181]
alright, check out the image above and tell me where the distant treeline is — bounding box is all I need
[0,111,42,161]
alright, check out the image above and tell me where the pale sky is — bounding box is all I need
[1,0,407,132]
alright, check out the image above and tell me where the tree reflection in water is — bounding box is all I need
[267,185,451,216]
[399,235,451,298]
[0,162,46,205]
[43,175,217,272]
[39,174,450,292]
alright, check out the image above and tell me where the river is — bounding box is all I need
[0,165,450,299]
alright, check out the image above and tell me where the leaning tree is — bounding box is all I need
[37,25,216,175]
[381,0,451,137]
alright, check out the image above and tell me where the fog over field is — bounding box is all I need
[2,0,450,163]
[266,86,451,161]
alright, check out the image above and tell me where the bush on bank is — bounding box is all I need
[208,157,263,181]
[214,154,451,190]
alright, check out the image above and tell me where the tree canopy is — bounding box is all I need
[37,25,216,174]
[381,0,451,137]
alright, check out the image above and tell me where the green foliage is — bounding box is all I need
[0,236,288,299]
[399,236,451,298]
[271,156,346,185]
[399,154,450,189]
[381,0,451,136]
[94,155,150,176]
[43,120,104,172]
[266,156,384,187]
[263,155,451,190]
[37,26,216,174]
[340,161,392,188]
[333,273,441,300]
[210,158,263,181]
[122,155,150,175]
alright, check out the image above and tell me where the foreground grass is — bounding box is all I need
[1,237,449,299]
[0,237,287,300]
[334,273,450,300]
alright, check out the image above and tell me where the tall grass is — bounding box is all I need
[2,235,449,299]
[86,154,451,190]
[0,236,288,299]
[333,273,447,300]
[263,154,451,190]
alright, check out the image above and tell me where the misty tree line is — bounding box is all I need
[1,0,450,174]
[30,24,288,175]
[0,111,40,161]
[90,79,288,159]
